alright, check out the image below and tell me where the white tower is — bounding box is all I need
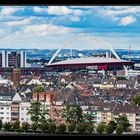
[20,51,27,67]
[2,50,9,67]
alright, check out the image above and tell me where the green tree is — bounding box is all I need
[28,102,41,124]
[96,122,106,134]
[76,122,87,134]
[116,77,126,80]
[57,123,66,134]
[108,121,117,131]
[28,101,49,124]
[40,105,50,123]
[116,124,124,135]
[39,122,49,133]
[3,122,12,131]
[49,123,56,134]
[62,105,83,124]
[83,112,93,124]
[116,114,130,132]
[105,124,114,134]
[105,121,116,134]
[133,95,140,106]
[21,122,30,132]
[0,120,2,130]
[68,124,75,134]
[12,121,20,131]
[85,125,93,134]
[33,86,45,93]
[31,122,38,133]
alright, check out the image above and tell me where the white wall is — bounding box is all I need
[0,103,11,123]
[19,102,31,124]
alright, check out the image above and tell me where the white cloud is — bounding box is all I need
[103,7,140,16]
[33,7,47,13]
[47,6,72,15]
[70,16,80,22]
[1,7,24,15]
[23,24,75,36]
[119,16,136,26]
[69,6,97,9]
[5,18,32,26]
[33,6,83,16]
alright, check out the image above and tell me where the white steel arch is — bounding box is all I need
[47,35,121,65]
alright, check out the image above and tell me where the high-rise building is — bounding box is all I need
[0,51,27,68]
[20,51,27,67]
[1,50,8,67]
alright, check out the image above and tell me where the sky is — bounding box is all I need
[0,6,140,50]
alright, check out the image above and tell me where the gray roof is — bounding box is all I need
[49,57,130,66]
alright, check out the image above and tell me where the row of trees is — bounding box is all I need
[0,120,93,134]
[97,114,130,135]
[0,102,130,135]
[27,102,130,134]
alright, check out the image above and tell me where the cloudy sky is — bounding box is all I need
[0,6,140,50]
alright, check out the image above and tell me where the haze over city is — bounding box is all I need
[0,6,140,50]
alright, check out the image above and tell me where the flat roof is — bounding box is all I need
[48,57,131,66]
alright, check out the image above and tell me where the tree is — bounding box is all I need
[133,95,140,106]
[39,122,49,133]
[40,105,50,123]
[116,114,130,132]
[49,123,56,134]
[108,121,117,131]
[96,122,106,134]
[105,121,116,134]
[85,125,93,134]
[0,120,2,130]
[57,123,66,134]
[116,124,124,135]
[28,102,41,124]
[68,124,75,134]
[3,122,12,131]
[105,124,114,134]
[28,101,49,124]
[83,112,93,124]
[76,122,87,134]
[62,105,83,124]
[116,77,126,80]
[31,123,38,133]
[33,86,45,93]
[12,121,20,131]
[21,122,30,132]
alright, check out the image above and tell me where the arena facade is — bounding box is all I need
[46,57,134,74]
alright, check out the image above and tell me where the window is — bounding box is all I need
[6,107,10,110]
[11,108,18,111]
[0,107,4,109]
[0,112,4,114]
[21,108,24,110]
[0,117,3,120]
[11,112,19,116]
[136,114,140,116]
[21,118,24,120]
[6,117,9,119]
[136,119,140,122]
[6,112,9,114]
